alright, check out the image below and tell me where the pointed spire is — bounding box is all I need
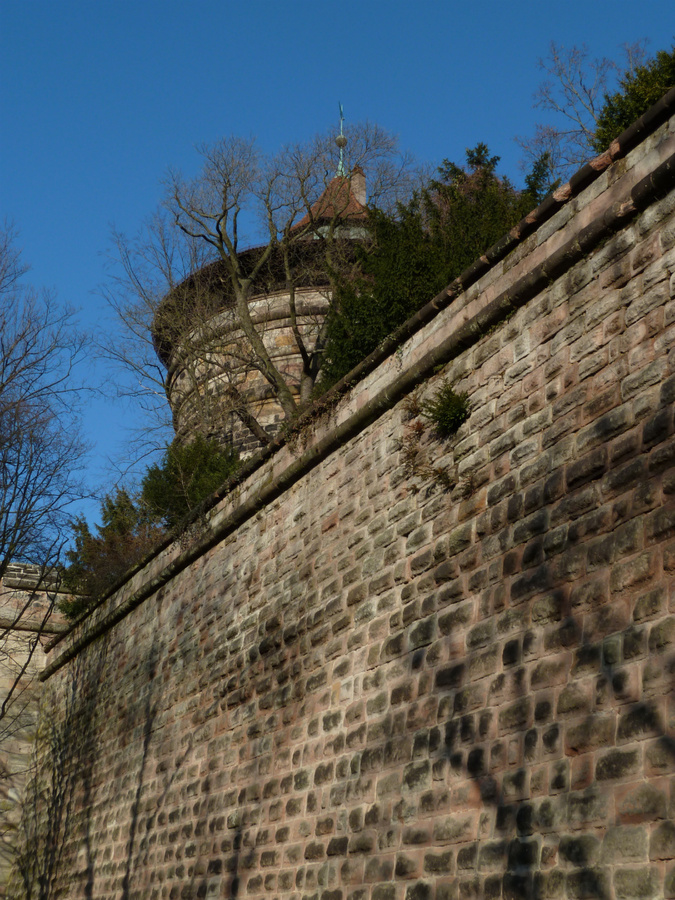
[290,105,368,234]
[335,102,347,177]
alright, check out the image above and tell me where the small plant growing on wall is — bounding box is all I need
[398,380,470,492]
[420,380,471,438]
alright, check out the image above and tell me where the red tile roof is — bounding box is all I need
[292,173,368,231]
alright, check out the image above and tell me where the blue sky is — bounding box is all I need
[1,0,672,523]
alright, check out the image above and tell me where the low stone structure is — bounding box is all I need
[0,566,66,894]
[10,90,675,899]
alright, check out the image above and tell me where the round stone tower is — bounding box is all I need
[154,167,368,457]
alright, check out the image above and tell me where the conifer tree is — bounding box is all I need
[592,45,675,151]
[320,145,548,388]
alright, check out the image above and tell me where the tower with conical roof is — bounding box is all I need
[156,111,369,457]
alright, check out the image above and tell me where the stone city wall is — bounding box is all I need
[13,95,675,899]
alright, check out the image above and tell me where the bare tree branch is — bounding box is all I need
[103,123,419,456]
[517,40,650,181]
[0,225,88,883]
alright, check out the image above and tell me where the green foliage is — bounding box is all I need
[523,151,558,204]
[425,143,543,272]
[320,205,445,387]
[421,381,471,438]
[141,434,239,529]
[592,45,675,151]
[61,436,239,618]
[60,489,162,618]
[320,145,547,388]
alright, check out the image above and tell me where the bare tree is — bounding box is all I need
[0,291,88,574]
[103,123,418,454]
[0,223,88,883]
[103,212,212,456]
[518,40,649,180]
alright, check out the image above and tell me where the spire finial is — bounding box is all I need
[335,102,347,177]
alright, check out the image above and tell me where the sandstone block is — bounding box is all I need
[559,832,600,867]
[617,702,663,742]
[565,869,610,899]
[613,866,661,899]
[651,820,675,860]
[617,783,668,823]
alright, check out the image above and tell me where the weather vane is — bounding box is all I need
[336,102,347,177]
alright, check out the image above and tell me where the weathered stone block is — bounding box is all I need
[557,683,590,717]
[577,404,633,452]
[423,850,454,875]
[613,866,661,899]
[432,814,476,844]
[511,566,551,603]
[499,698,532,734]
[617,703,662,742]
[402,761,430,793]
[560,833,600,866]
[617,783,668,823]
[371,884,396,900]
[565,868,610,899]
[567,448,608,489]
[502,872,534,900]
[507,837,539,869]
[651,821,675,860]
[567,789,609,827]
[595,748,640,781]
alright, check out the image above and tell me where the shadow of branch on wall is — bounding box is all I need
[431,556,675,900]
[10,630,108,900]
[120,641,160,900]
[11,598,229,898]
[9,630,171,899]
